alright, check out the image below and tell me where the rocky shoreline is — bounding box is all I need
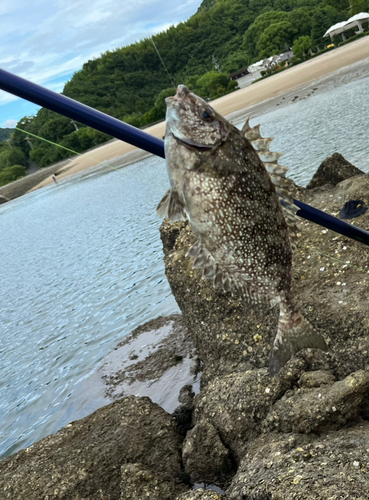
[1,153,369,499]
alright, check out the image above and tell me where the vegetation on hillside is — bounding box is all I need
[3,0,367,183]
[0,139,27,186]
[0,128,13,142]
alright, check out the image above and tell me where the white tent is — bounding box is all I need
[324,12,369,41]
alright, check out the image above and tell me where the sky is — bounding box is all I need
[0,0,202,128]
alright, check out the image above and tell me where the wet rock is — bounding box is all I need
[182,419,234,486]
[265,370,369,434]
[120,463,188,499]
[172,384,196,436]
[98,314,197,414]
[306,153,365,189]
[299,369,335,388]
[176,489,226,499]
[192,368,295,462]
[159,220,279,385]
[0,396,183,500]
[227,422,369,499]
[159,182,369,387]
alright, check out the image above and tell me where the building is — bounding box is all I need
[324,12,369,41]
[228,67,250,80]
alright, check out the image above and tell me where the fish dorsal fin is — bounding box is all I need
[156,188,185,222]
[242,117,299,248]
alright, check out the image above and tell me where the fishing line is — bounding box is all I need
[150,37,176,88]
[15,127,121,171]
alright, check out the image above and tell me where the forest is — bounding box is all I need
[0,0,367,183]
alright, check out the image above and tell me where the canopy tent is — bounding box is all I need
[324,12,369,41]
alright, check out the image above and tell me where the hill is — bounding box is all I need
[8,0,357,174]
[0,128,14,143]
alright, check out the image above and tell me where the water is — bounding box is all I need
[244,75,369,186]
[0,156,179,459]
[1,75,368,460]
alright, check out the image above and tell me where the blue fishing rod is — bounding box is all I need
[1,67,369,247]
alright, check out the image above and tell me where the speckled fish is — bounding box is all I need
[157,85,327,376]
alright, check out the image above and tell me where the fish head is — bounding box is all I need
[165,85,229,152]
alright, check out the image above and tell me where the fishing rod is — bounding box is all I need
[1,67,369,247]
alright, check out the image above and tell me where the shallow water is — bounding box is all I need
[0,157,179,459]
[244,75,369,186]
[0,74,368,460]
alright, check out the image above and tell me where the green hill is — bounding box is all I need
[0,128,14,143]
[10,0,356,172]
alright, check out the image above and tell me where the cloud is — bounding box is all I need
[0,0,201,123]
[2,119,18,128]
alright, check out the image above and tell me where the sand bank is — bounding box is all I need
[30,36,369,191]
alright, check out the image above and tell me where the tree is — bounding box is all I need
[349,0,369,15]
[243,11,290,60]
[154,88,176,115]
[257,21,297,58]
[222,52,251,73]
[289,7,315,38]
[292,35,312,59]
[0,146,26,170]
[0,165,26,186]
[311,7,341,50]
[195,71,230,100]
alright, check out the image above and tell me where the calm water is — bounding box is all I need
[246,74,369,186]
[1,75,368,460]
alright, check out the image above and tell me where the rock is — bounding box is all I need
[0,194,9,205]
[160,219,279,386]
[176,489,226,499]
[334,173,369,204]
[306,153,365,189]
[192,367,302,462]
[227,422,369,499]
[0,396,184,500]
[265,370,369,434]
[99,314,196,413]
[172,384,196,436]
[159,181,369,386]
[120,463,187,500]
[299,369,335,388]
[182,419,234,486]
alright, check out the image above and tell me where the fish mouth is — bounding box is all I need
[172,132,213,152]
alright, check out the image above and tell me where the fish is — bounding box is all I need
[156,84,327,376]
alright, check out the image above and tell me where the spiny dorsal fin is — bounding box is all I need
[242,116,300,248]
[156,188,185,222]
[252,137,275,152]
[258,151,283,163]
[242,117,251,134]
[245,124,261,141]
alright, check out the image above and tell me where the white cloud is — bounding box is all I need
[0,0,201,122]
[2,119,18,128]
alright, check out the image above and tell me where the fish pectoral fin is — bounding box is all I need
[269,309,328,377]
[156,188,185,222]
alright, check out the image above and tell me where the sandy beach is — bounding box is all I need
[30,36,369,191]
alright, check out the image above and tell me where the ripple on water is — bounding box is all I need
[236,75,369,187]
[1,76,368,459]
[0,156,179,459]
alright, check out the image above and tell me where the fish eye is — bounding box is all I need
[201,109,214,122]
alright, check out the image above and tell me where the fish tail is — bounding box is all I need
[269,301,327,376]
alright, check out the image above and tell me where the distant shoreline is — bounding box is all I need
[23,36,369,193]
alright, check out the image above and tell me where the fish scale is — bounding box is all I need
[157,85,327,376]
